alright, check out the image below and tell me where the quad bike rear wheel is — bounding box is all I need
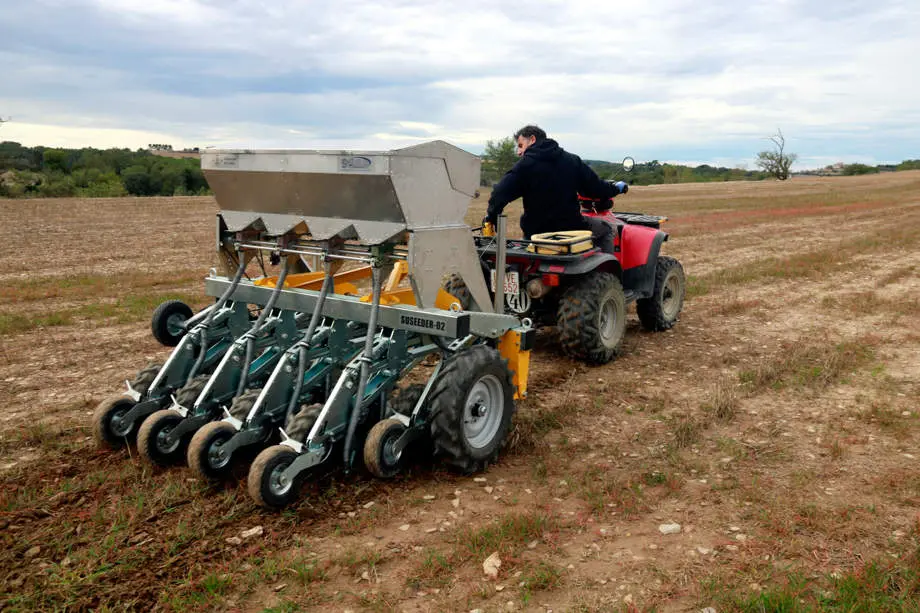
[636,256,685,331]
[151,300,193,347]
[429,345,515,474]
[556,272,627,364]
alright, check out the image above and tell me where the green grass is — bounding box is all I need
[520,561,565,604]
[0,290,205,336]
[456,511,557,560]
[704,552,920,612]
[575,465,649,517]
[406,547,454,591]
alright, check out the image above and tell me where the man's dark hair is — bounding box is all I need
[514,125,547,142]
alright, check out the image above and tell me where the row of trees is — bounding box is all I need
[0,142,209,198]
[479,136,771,186]
[481,130,918,185]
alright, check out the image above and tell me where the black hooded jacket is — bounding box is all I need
[486,139,620,238]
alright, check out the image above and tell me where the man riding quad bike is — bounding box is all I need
[447,125,686,365]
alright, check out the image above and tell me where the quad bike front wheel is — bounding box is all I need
[187,421,238,481]
[248,445,300,509]
[556,272,627,364]
[442,273,472,311]
[151,300,193,347]
[637,256,685,331]
[429,345,515,474]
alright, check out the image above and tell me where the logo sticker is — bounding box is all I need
[340,156,373,171]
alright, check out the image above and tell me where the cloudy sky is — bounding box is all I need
[1,0,917,168]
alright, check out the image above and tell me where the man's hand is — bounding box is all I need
[614,180,628,194]
[481,216,496,237]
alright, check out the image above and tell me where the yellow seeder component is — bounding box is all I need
[498,329,531,400]
[255,265,376,295]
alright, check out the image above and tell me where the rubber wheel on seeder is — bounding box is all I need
[187,387,263,481]
[187,421,238,482]
[428,345,515,474]
[151,300,193,347]
[364,418,408,479]
[92,396,138,449]
[136,409,186,467]
[248,445,300,509]
[91,362,163,449]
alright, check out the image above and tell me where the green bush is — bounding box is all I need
[842,163,879,176]
[37,174,77,197]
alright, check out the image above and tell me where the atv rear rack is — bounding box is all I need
[613,212,668,227]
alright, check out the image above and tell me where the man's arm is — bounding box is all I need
[576,159,622,200]
[486,164,525,223]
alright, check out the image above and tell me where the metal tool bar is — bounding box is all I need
[493,215,508,314]
[236,242,407,264]
[206,277,474,338]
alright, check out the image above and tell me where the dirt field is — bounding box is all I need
[2,171,919,612]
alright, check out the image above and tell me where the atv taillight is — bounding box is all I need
[541,273,560,287]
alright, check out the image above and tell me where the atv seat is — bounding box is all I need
[527,230,595,255]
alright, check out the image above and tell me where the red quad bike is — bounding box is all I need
[445,156,686,365]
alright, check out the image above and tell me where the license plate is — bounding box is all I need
[490,270,520,295]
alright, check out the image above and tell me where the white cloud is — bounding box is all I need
[1,0,918,167]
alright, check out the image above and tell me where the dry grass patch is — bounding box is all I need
[687,218,920,298]
[875,264,917,288]
[0,270,204,304]
[738,337,877,394]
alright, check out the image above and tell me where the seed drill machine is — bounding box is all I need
[92,141,534,508]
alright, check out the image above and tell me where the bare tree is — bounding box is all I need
[756,129,798,180]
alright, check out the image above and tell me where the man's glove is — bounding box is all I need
[481,216,496,237]
[614,180,629,195]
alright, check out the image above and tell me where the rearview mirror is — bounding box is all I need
[622,156,635,172]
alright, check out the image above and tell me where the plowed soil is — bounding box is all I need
[2,171,919,612]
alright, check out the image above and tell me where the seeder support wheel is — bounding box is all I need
[136,409,187,467]
[248,445,300,509]
[363,418,408,479]
[92,395,138,449]
[187,421,238,481]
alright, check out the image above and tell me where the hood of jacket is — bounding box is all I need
[523,138,563,162]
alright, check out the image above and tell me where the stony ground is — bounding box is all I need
[1,171,919,612]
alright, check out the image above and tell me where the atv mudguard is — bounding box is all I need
[536,252,623,278]
[621,227,668,299]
